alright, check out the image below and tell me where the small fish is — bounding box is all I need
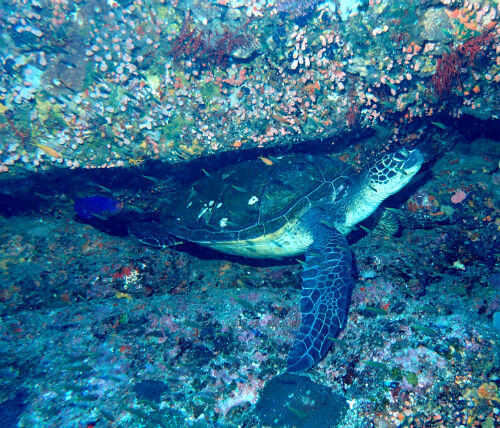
[141,175,160,184]
[40,91,65,104]
[432,135,446,143]
[363,360,389,370]
[100,409,115,422]
[35,143,62,158]
[231,184,248,192]
[296,259,307,268]
[115,292,132,300]
[197,395,216,405]
[271,113,295,126]
[363,305,387,315]
[384,207,399,213]
[132,105,146,113]
[73,195,124,220]
[326,336,345,345]
[259,156,273,166]
[224,219,240,227]
[234,296,254,311]
[411,324,438,337]
[183,320,203,329]
[124,91,139,101]
[201,168,213,178]
[320,220,335,229]
[59,59,77,68]
[394,166,408,175]
[88,212,109,221]
[125,407,148,419]
[80,394,99,401]
[62,383,87,392]
[95,184,112,193]
[431,121,447,130]
[128,205,146,214]
[441,28,453,38]
[286,404,308,419]
[385,81,398,91]
[34,192,52,200]
[359,225,371,234]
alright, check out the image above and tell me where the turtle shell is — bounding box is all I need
[164,153,353,242]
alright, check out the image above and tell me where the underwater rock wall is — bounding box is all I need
[0,0,498,175]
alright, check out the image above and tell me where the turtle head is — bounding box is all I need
[341,147,423,233]
[367,148,424,199]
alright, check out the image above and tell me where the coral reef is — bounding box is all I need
[431,27,495,97]
[0,0,498,175]
[170,12,253,67]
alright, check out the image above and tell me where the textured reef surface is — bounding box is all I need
[1,0,500,427]
[0,0,499,177]
[1,134,499,426]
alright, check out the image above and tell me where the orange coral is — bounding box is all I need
[477,382,499,401]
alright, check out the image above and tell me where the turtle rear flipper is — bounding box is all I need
[287,213,354,373]
[128,221,178,249]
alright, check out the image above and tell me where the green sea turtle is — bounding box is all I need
[131,147,424,372]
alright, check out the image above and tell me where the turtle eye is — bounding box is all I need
[393,151,408,162]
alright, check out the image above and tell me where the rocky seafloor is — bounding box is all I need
[0,130,499,427]
[1,0,500,426]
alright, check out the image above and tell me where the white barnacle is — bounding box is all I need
[197,206,208,220]
[208,200,214,207]
[248,196,259,205]
[219,217,228,228]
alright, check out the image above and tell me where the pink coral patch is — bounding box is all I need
[451,190,467,204]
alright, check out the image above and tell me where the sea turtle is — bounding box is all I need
[131,147,424,373]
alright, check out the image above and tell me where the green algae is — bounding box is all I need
[404,371,418,387]
[156,5,176,22]
[164,113,192,141]
[390,367,403,382]
[200,83,221,105]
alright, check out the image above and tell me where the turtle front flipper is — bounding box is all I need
[287,217,354,373]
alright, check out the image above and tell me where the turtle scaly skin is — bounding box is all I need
[286,208,354,372]
[130,148,424,372]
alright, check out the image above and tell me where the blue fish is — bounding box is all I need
[73,196,123,220]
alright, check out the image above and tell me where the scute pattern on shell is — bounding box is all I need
[163,153,353,243]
